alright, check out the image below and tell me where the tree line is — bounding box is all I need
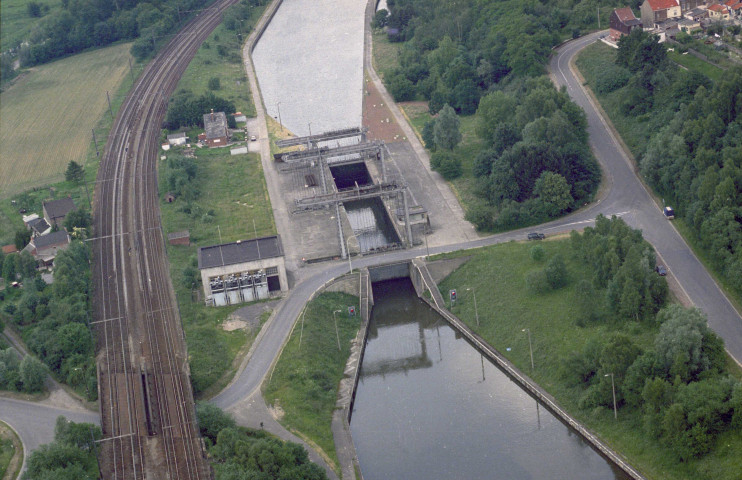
[379,0,618,114]
[196,403,329,480]
[561,216,741,460]
[11,0,269,68]
[609,30,742,295]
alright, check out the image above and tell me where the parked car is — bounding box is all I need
[663,206,675,219]
[655,265,667,276]
[250,135,257,141]
[527,232,545,240]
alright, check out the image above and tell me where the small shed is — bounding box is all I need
[167,230,190,246]
[2,245,18,255]
[167,132,188,146]
[203,110,229,147]
[233,112,247,123]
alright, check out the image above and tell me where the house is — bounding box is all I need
[202,110,229,147]
[728,1,742,15]
[685,7,708,20]
[641,0,681,27]
[26,230,71,266]
[678,17,702,31]
[42,196,75,227]
[167,132,187,146]
[28,217,51,237]
[677,0,704,12]
[198,235,288,306]
[610,7,643,41]
[708,3,731,19]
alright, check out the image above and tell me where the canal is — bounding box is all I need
[351,278,630,480]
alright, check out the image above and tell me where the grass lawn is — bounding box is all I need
[0,420,22,480]
[0,0,61,51]
[262,291,360,475]
[436,238,742,480]
[371,30,399,81]
[667,50,724,82]
[159,148,275,397]
[0,42,133,198]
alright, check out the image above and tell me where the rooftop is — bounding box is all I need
[614,7,640,22]
[43,196,75,219]
[646,0,680,10]
[167,132,187,140]
[2,245,18,254]
[708,4,728,11]
[198,235,284,270]
[203,111,228,140]
[33,230,70,249]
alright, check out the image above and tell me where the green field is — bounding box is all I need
[436,239,742,480]
[262,291,361,474]
[0,420,21,480]
[0,0,61,50]
[0,42,132,198]
[159,147,276,397]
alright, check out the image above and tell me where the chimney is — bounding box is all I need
[211,109,214,121]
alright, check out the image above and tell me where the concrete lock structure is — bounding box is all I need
[198,235,288,306]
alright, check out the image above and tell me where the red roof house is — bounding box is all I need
[610,7,643,40]
[641,0,681,27]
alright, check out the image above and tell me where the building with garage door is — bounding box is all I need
[198,235,288,306]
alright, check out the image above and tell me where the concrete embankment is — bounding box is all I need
[408,258,648,480]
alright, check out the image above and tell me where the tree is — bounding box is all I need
[654,305,724,381]
[27,2,42,17]
[544,254,568,289]
[421,120,436,151]
[196,402,236,442]
[533,171,573,214]
[433,104,461,150]
[65,161,84,183]
[2,255,16,282]
[372,9,389,28]
[20,355,46,393]
[64,208,92,233]
[14,229,31,250]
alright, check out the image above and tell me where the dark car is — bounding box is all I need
[527,232,545,240]
[655,265,667,276]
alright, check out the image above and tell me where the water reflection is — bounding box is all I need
[351,278,629,480]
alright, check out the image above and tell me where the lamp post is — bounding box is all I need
[604,373,617,419]
[465,287,479,326]
[276,101,282,131]
[522,328,534,370]
[346,235,359,273]
[333,310,342,351]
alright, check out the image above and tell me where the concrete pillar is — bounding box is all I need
[403,189,413,248]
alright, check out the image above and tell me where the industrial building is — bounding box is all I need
[197,235,288,306]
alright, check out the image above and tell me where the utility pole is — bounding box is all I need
[107,91,114,120]
[92,129,99,157]
[598,6,600,29]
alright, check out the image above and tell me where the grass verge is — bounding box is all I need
[436,239,742,480]
[0,420,22,480]
[667,49,724,82]
[262,291,361,474]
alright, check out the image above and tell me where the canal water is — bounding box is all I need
[351,278,630,480]
[252,0,367,136]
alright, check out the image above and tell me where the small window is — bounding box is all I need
[266,266,278,275]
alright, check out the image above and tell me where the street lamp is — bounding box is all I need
[465,287,479,326]
[346,235,359,273]
[333,309,342,351]
[276,101,282,131]
[605,373,617,419]
[522,328,534,370]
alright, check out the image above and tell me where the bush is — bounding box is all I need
[595,65,631,94]
[525,269,549,294]
[208,77,221,90]
[529,245,545,262]
[430,150,462,180]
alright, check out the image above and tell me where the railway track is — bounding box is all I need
[92,2,238,478]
